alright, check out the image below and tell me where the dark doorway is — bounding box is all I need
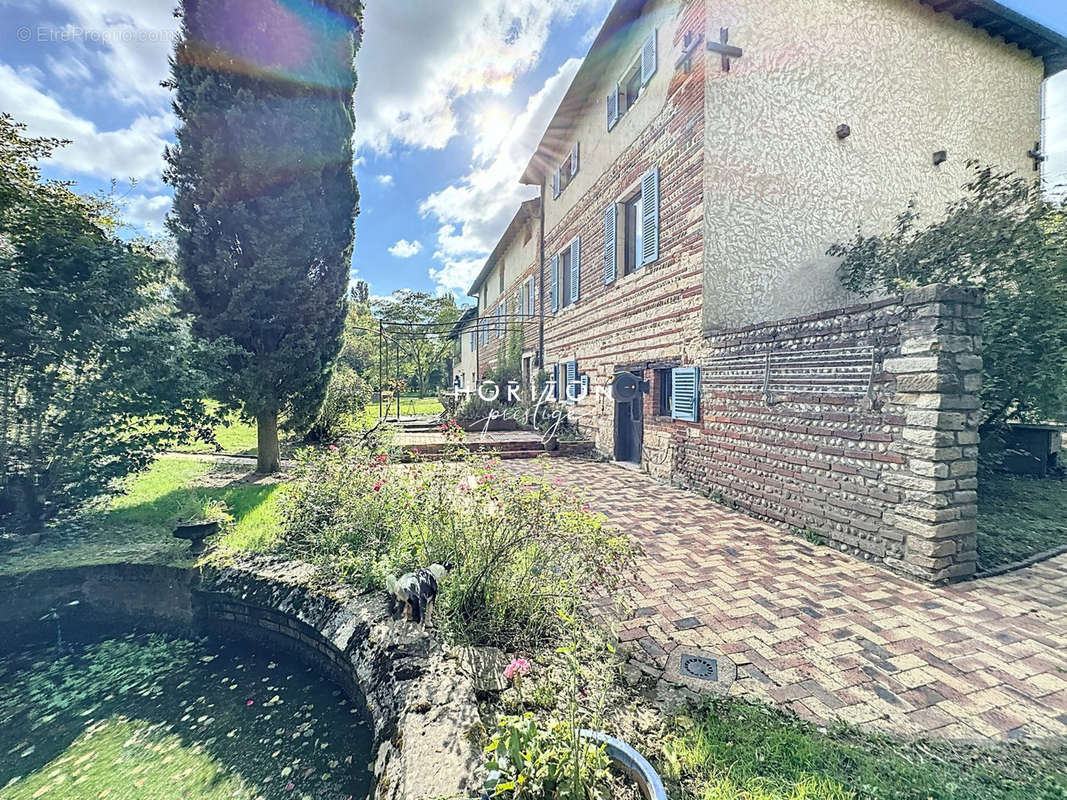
[614,369,644,464]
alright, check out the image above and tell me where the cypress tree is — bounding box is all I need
[165,0,362,472]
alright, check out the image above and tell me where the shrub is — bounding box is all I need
[278,448,638,649]
[301,367,370,444]
[457,394,509,422]
[830,164,1067,436]
[0,115,230,532]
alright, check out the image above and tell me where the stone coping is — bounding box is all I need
[0,557,482,800]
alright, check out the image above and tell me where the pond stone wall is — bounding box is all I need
[0,557,482,800]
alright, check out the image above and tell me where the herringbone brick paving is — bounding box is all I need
[502,457,1067,741]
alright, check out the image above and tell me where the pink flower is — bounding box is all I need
[246,700,254,706]
[284,782,295,791]
[373,481,384,492]
[328,445,339,452]
[503,657,531,680]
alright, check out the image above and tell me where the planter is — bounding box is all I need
[173,519,222,553]
[482,730,666,800]
[580,730,667,800]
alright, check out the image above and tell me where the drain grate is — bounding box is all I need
[680,654,718,682]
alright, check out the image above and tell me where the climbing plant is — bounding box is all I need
[831,164,1067,436]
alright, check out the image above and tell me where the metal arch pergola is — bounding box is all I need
[353,311,544,420]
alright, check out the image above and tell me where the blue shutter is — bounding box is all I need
[570,237,580,303]
[552,363,559,400]
[580,374,590,398]
[527,277,534,315]
[566,360,578,403]
[552,167,561,199]
[606,86,619,131]
[641,29,658,85]
[671,367,700,422]
[641,166,660,265]
[571,141,580,176]
[603,205,617,284]
[550,254,559,312]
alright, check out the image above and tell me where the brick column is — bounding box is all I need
[883,285,984,583]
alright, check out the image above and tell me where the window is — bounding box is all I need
[552,143,580,198]
[605,166,659,285]
[606,29,656,131]
[623,62,643,114]
[657,368,672,415]
[671,367,700,422]
[560,249,572,308]
[624,190,644,276]
[549,238,580,312]
[526,276,535,315]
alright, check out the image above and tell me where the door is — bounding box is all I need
[614,369,644,464]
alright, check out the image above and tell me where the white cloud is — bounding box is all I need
[354,0,599,154]
[420,57,582,293]
[46,0,178,105]
[45,54,93,84]
[1044,71,1067,194]
[388,239,423,258]
[429,258,486,297]
[122,193,172,233]
[0,64,171,186]
[376,174,394,186]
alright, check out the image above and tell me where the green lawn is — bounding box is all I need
[663,698,1067,800]
[977,473,1067,572]
[172,396,444,457]
[0,456,284,575]
[362,394,443,422]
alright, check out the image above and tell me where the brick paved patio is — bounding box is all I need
[503,458,1067,742]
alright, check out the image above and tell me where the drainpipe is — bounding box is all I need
[537,189,545,368]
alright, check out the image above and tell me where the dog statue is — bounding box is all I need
[385,562,452,626]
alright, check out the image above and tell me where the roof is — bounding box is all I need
[466,199,540,298]
[520,0,1067,185]
[448,305,478,340]
[919,0,1067,77]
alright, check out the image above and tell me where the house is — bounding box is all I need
[449,306,479,391]
[475,0,1067,583]
[462,199,542,390]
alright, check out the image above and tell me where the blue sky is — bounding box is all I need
[1,0,1065,303]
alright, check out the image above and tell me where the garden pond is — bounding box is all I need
[0,633,373,799]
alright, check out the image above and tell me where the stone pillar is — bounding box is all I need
[883,285,983,583]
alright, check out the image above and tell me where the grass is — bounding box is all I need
[0,634,371,799]
[362,394,443,423]
[977,473,1067,571]
[0,456,284,575]
[662,698,1067,800]
[172,396,444,457]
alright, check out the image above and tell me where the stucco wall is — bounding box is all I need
[701,0,1044,328]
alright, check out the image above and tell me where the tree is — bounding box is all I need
[0,115,228,532]
[831,164,1067,437]
[164,0,363,472]
[373,291,460,397]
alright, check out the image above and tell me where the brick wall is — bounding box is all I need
[542,0,706,462]
[675,285,983,583]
